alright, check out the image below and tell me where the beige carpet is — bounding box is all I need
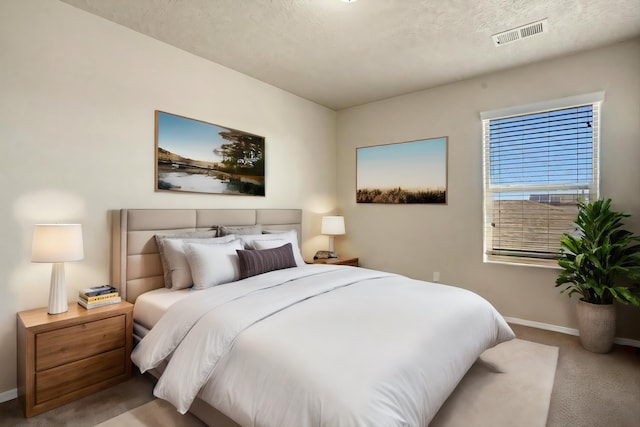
[96,338,558,427]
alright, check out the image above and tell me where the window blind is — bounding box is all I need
[482,100,600,261]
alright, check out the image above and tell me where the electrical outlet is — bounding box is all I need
[433,271,440,282]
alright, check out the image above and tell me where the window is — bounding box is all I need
[481,92,603,265]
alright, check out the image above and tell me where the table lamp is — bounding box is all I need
[314,216,345,259]
[31,224,84,314]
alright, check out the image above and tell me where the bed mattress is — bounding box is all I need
[133,287,192,338]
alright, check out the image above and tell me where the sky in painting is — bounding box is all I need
[157,112,227,162]
[357,138,447,191]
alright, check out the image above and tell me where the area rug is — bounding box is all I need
[430,338,559,427]
[96,338,558,427]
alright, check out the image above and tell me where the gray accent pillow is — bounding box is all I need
[219,224,263,236]
[236,243,296,279]
[241,230,305,266]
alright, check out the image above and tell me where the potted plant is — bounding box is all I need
[555,198,640,353]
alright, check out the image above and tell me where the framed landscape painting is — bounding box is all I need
[155,111,265,196]
[356,137,447,204]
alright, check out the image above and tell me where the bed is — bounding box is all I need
[111,208,514,427]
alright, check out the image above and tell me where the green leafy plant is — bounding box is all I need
[555,199,640,305]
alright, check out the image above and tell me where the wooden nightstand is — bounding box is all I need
[311,257,359,267]
[17,301,133,417]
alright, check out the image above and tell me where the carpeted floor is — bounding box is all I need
[1,324,638,426]
[511,324,640,427]
[0,372,155,427]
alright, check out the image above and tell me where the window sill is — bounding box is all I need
[484,255,561,269]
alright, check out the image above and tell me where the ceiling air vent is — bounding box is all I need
[492,19,548,47]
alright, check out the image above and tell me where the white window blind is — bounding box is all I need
[482,94,601,263]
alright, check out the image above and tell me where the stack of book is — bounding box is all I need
[78,285,121,309]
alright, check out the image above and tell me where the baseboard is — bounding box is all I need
[614,336,640,348]
[0,388,17,404]
[504,316,640,348]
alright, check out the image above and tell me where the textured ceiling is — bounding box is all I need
[59,0,640,110]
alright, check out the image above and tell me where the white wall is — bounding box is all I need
[0,0,337,395]
[336,38,640,341]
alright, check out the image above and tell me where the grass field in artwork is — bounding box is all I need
[356,187,446,204]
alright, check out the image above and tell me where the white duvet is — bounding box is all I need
[131,265,514,427]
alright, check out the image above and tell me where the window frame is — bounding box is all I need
[481,92,603,267]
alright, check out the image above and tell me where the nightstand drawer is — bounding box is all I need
[35,348,125,404]
[36,315,125,371]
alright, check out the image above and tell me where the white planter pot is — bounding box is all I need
[576,299,616,353]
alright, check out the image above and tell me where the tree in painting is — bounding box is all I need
[214,130,265,176]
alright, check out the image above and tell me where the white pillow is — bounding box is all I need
[240,230,305,267]
[156,230,219,288]
[183,239,244,289]
[252,239,288,250]
[161,235,236,290]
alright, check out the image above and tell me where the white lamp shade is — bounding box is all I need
[321,216,345,236]
[32,224,84,263]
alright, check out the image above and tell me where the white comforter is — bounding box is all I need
[131,265,514,427]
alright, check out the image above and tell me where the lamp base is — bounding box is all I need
[48,262,68,315]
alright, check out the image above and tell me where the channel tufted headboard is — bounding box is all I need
[111,209,302,303]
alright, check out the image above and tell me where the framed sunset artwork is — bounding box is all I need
[356,137,447,204]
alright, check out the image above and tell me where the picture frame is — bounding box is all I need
[155,111,265,196]
[356,137,447,204]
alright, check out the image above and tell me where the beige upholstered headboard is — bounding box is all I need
[111,209,302,303]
